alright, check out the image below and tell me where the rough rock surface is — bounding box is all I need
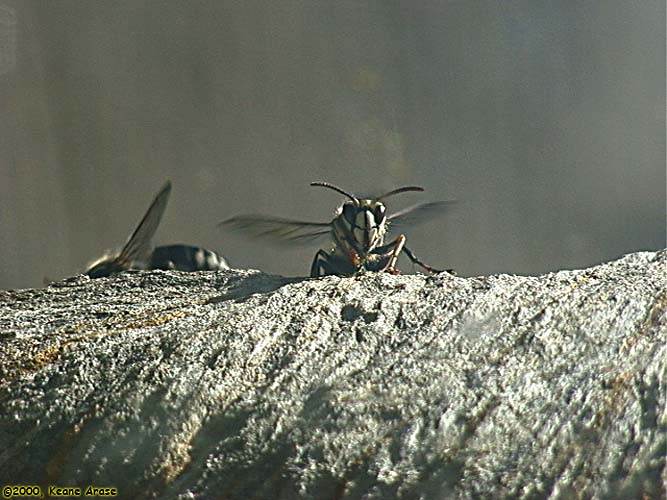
[0,250,665,499]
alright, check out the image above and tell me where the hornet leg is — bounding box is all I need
[403,245,454,275]
[385,234,406,273]
[371,235,406,274]
[311,249,339,277]
[311,249,360,277]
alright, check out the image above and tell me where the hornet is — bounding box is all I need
[221,181,453,277]
[85,181,229,278]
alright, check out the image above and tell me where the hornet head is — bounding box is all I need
[311,182,424,255]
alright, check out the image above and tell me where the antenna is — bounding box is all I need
[310,182,359,204]
[376,186,424,201]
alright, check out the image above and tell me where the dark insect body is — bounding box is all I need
[221,181,453,278]
[149,244,228,272]
[85,181,229,278]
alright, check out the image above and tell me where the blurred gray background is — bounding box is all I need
[0,1,664,290]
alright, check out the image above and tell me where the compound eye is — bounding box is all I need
[342,203,356,224]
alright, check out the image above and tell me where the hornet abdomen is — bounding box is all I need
[149,244,229,272]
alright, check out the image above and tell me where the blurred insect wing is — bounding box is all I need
[387,200,457,229]
[116,181,172,265]
[85,181,172,278]
[220,214,331,244]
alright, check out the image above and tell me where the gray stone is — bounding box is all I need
[1,250,665,499]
